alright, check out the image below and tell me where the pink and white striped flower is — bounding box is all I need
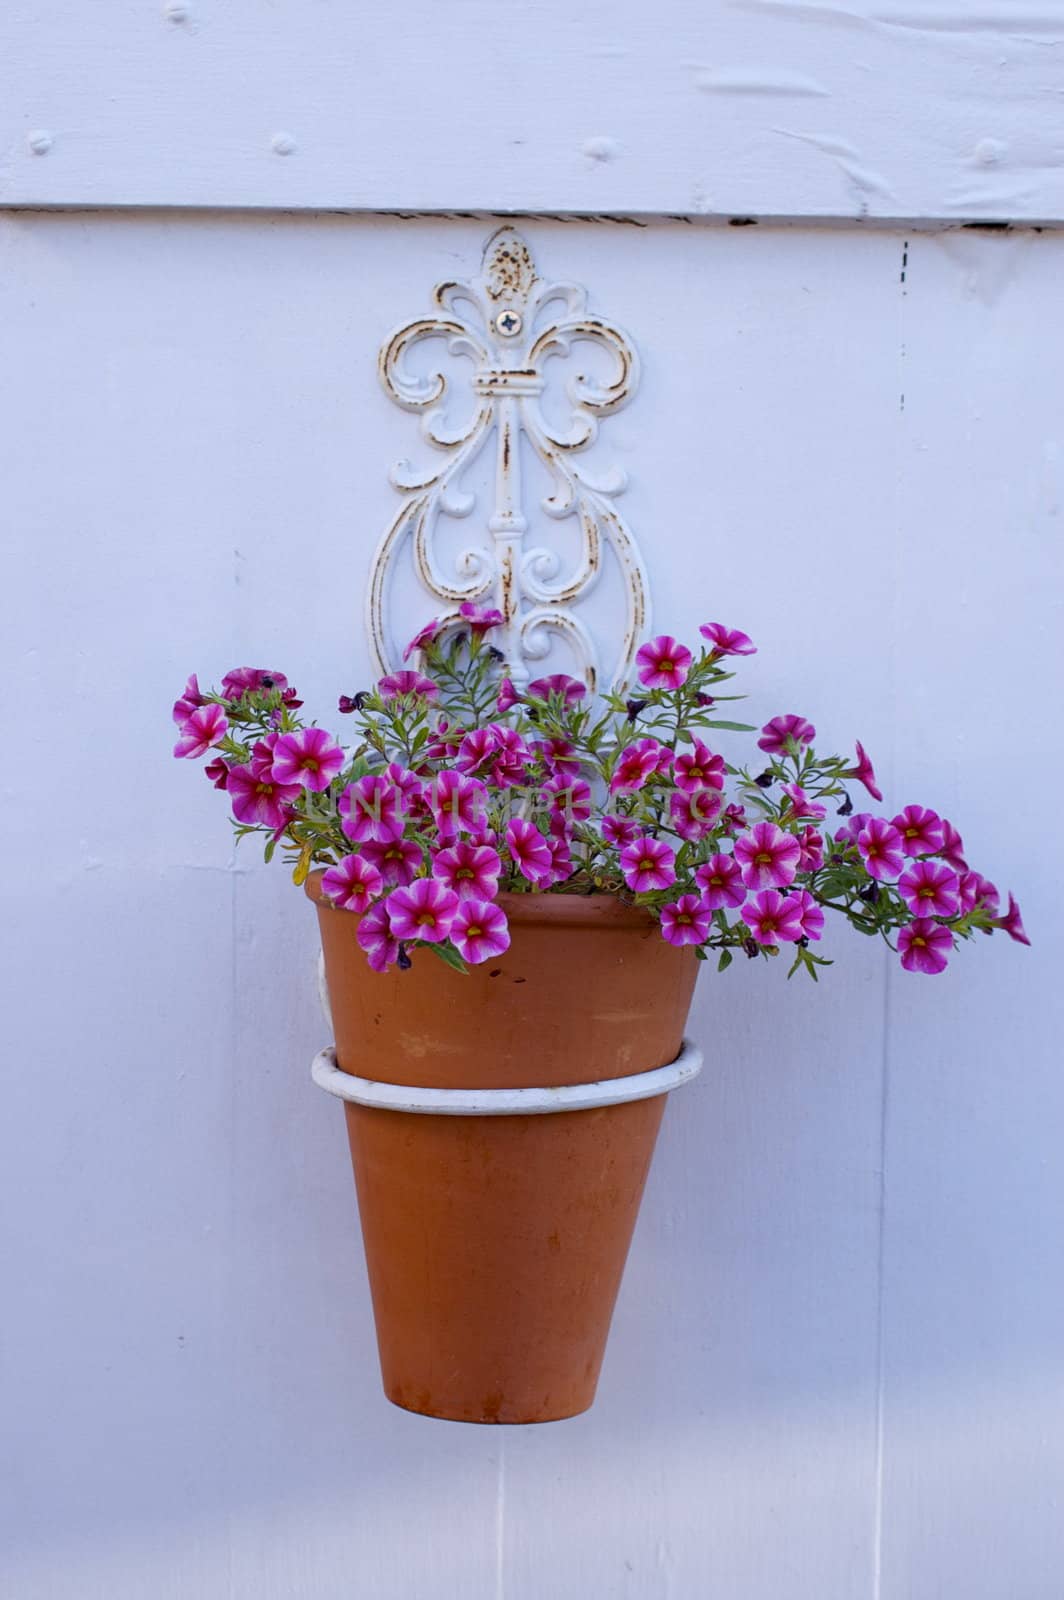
[845,740,883,803]
[340,773,406,844]
[619,834,676,894]
[674,739,725,794]
[506,818,553,885]
[378,670,439,701]
[601,814,641,849]
[526,674,586,705]
[797,827,824,873]
[958,871,1000,916]
[432,771,489,840]
[898,860,961,919]
[699,622,756,657]
[450,899,511,964]
[995,893,1030,946]
[898,918,953,975]
[271,727,345,792]
[173,703,228,759]
[636,634,693,691]
[669,787,722,842]
[361,838,422,888]
[891,804,945,858]
[694,854,746,910]
[226,764,301,830]
[610,738,666,795]
[432,840,501,902]
[790,888,825,942]
[742,890,803,946]
[221,667,289,700]
[857,817,905,882]
[660,895,714,947]
[402,617,443,660]
[459,601,505,633]
[356,900,400,971]
[172,673,204,724]
[758,714,815,755]
[734,822,801,891]
[938,818,967,872]
[782,783,827,820]
[321,854,384,913]
[387,878,459,944]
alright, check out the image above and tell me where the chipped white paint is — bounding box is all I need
[311,1041,703,1115]
[3,0,1064,221]
[368,228,647,690]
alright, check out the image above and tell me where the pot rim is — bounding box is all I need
[304,870,657,930]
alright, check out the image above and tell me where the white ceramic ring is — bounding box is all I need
[311,1039,703,1117]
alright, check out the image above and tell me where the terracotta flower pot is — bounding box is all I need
[306,872,701,1423]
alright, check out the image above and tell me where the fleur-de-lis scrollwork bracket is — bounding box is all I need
[367,227,649,693]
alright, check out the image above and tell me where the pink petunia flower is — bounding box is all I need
[542,774,592,826]
[173,703,228,759]
[958,871,1000,916]
[226,764,302,829]
[340,773,405,844]
[432,771,489,840]
[719,803,747,836]
[660,895,714,947]
[601,814,641,849]
[425,717,460,761]
[526,674,587,705]
[674,739,726,794]
[694,854,745,910]
[636,634,693,691]
[758,714,816,756]
[172,673,204,724]
[797,827,824,872]
[734,822,801,890]
[361,838,422,888]
[378,670,439,701]
[669,787,723,842]
[356,900,400,971]
[489,727,531,789]
[619,834,676,894]
[459,600,505,633]
[699,623,756,657]
[845,741,883,803]
[450,898,511,964]
[506,818,553,885]
[271,727,345,792]
[610,739,665,795]
[456,725,503,775]
[387,878,459,944]
[835,811,874,847]
[432,840,501,902]
[322,853,384,913]
[221,667,288,700]
[204,757,229,790]
[496,678,520,713]
[938,819,967,872]
[782,783,827,820]
[402,617,444,661]
[899,860,961,919]
[995,893,1030,946]
[891,805,945,858]
[543,833,575,887]
[898,918,953,975]
[790,888,825,942]
[742,889,803,946]
[533,737,582,775]
[249,733,280,778]
[857,818,905,882]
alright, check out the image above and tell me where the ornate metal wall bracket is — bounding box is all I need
[367,227,649,693]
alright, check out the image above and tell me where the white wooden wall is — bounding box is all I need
[3,6,1063,1598]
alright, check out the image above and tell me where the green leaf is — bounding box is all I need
[427,942,469,975]
[717,949,733,972]
[703,719,757,733]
